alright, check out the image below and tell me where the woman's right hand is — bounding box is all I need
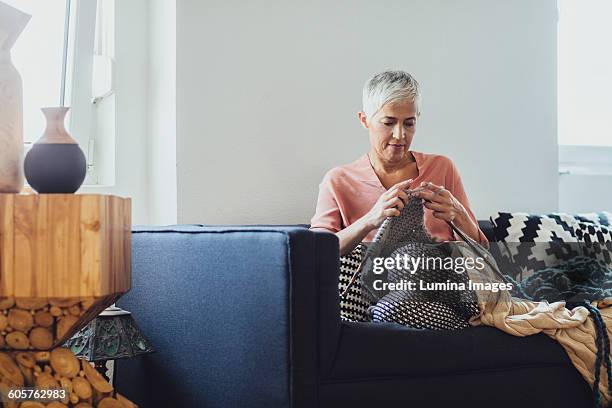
[363,179,413,230]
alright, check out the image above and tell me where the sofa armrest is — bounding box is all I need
[311,229,341,377]
[115,225,340,408]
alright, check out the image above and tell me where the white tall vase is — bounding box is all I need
[0,2,30,193]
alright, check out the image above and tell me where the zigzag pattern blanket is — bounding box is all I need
[357,197,612,405]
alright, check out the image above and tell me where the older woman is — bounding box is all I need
[310,71,488,256]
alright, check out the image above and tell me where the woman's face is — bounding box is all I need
[359,99,419,164]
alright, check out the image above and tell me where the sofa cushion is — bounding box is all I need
[319,364,592,408]
[326,321,576,381]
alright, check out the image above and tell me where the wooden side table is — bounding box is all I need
[0,193,132,346]
[0,193,138,407]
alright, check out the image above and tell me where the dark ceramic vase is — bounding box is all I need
[24,107,86,194]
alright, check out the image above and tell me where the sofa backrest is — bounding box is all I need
[304,221,498,242]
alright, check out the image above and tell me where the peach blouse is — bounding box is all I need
[310,151,488,244]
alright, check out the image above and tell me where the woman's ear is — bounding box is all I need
[357,111,369,129]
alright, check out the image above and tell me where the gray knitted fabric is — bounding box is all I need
[360,197,480,330]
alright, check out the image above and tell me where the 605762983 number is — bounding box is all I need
[3,388,67,402]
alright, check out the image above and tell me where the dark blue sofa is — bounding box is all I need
[116,223,594,407]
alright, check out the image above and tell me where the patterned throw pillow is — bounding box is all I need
[490,212,579,279]
[338,243,373,322]
[491,212,578,242]
[574,222,612,265]
[491,211,612,243]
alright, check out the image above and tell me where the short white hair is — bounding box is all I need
[362,71,421,118]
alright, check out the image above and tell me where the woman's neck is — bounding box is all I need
[368,151,415,175]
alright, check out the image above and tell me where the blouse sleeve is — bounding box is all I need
[446,160,489,247]
[310,171,342,233]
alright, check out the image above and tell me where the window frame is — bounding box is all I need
[24,0,115,186]
[557,0,612,177]
[64,0,103,185]
[559,145,612,176]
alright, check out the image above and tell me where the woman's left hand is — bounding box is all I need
[409,181,486,246]
[410,181,467,223]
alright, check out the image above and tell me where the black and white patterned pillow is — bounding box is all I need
[490,212,579,279]
[574,222,612,265]
[338,243,373,322]
[491,211,612,242]
[491,212,578,242]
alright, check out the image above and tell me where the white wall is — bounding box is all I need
[172,0,558,224]
[147,0,177,225]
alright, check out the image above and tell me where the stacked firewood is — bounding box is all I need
[0,298,137,407]
[0,298,94,350]
[0,348,137,407]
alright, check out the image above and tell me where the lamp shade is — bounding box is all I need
[66,306,154,361]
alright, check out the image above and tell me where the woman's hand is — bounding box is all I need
[363,179,413,230]
[411,181,482,243]
[411,181,467,222]
[335,178,412,256]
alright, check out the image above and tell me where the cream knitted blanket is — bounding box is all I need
[457,241,612,405]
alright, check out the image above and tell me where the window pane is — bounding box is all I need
[558,0,612,146]
[4,0,67,143]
